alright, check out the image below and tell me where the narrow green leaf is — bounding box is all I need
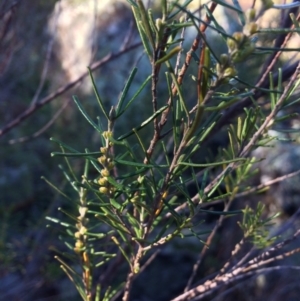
[116,67,138,115]
[148,9,159,37]
[208,167,232,197]
[117,75,151,117]
[228,130,236,157]
[241,109,251,141]
[126,0,138,7]
[73,96,102,132]
[190,17,220,64]
[206,192,232,202]
[117,105,168,140]
[126,212,141,232]
[132,4,152,58]
[204,4,227,43]
[269,72,276,109]
[110,198,122,210]
[41,176,73,202]
[204,96,243,111]
[166,61,189,118]
[211,0,243,13]
[277,68,283,103]
[169,0,194,19]
[105,177,125,190]
[198,120,224,145]
[199,208,242,215]
[137,0,155,47]
[95,285,101,301]
[88,68,109,120]
[236,117,242,143]
[232,0,245,25]
[162,0,167,19]
[56,256,86,300]
[111,236,132,266]
[275,113,299,123]
[115,158,168,168]
[50,137,79,153]
[51,151,100,157]
[155,46,182,65]
[46,216,76,228]
[212,91,254,101]
[58,207,78,221]
[58,165,79,192]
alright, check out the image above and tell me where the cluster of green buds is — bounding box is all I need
[227,31,256,63]
[97,131,116,197]
[227,8,259,63]
[216,8,259,81]
[74,202,91,286]
[74,205,88,253]
[216,53,237,82]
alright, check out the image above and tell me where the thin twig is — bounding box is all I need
[30,1,61,106]
[111,249,161,301]
[256,11,300,90]
[122,245,143,301]
[200,62,300,199]
[184,200,233,292]
[8,98,70,144]
[144,2,218,162]
[144,1,218,236]
[235,168,300,198]
[172,265,300,301]
[0,41,141,138]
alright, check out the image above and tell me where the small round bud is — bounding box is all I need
[102,131,113,139]
[75,240,84,250]
[246,8,256,22]
[216,63,222,77]
[249,23,259,35]
[233,32,246,46]
[79,226,87,235]
[155,18,163,29]
[109,187,116,194]
[223,67,237,78]
[130,196,139,203]
[74,231,81,239]
[227,38,237,52]
[179,16,185,23]
[100,147,108,154]
[99,186,109,194]
[107,162,115,170]
[220,54,229,66]
[263,0,274,9]
[231,43,255,62]
[244,22,259,36]
[137,175,144,184]
[98,155,107,165]
[98,177,108,186]
[134,263,140,274]
[101,169,110,177]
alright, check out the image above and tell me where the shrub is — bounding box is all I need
[48,1,300,300]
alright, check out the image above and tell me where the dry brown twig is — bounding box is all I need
[144,2,218,164]
[8,99,70,144]
[162,5,300,299]
[0,41,141,139]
